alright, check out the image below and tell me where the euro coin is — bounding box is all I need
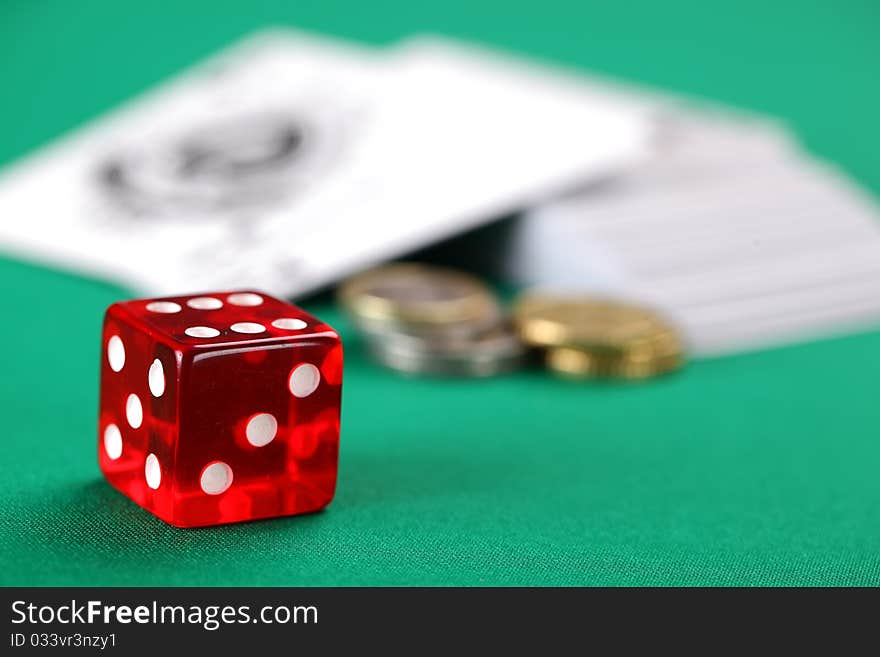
[513,294,677,351]
[367,326,526,377]
[547,340,683,380]
[513,294,684,379]
[338,263,502,338]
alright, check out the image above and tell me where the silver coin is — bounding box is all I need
[349,309,504,342]
[366,327,527,377]
[339,263,503,340]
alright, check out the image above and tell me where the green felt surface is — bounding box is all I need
[1,1,879,586]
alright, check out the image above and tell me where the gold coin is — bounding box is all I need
[545,347,609,378]
[338,263,502,337]
[513,294,678,353]
[547,342,683,380]
[514,294,684,379]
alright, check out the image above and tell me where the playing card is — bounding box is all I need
[577,166,880,274]
[680,271,880,354]
[0,29,651,298]
[0,30,384,294]
[247,37,652,294]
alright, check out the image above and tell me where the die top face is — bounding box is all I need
[109,290,338,352]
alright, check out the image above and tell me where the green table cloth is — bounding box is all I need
[1,0,878,586]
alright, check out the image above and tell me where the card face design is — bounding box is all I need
[96,111,324,217]
[0,31,382,295]
[0,30,650,298]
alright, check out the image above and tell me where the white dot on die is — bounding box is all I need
[200,461,233,495]
[187,297,223,310]
[272,318,307,330]
[289,363,321,398]
[185,326,220,338]
[126,393,143,429]
[148,358,165,397]
[231,322,265,334]
[107,335,125,372]
[145,301,182,314]
[227,293,263,307]
[103,423,122,460]
[145,453,161,489]
[246,413,278,447]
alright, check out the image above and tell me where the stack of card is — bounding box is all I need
[499,104,880,355]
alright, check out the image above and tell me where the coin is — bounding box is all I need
[367,326,526,377]
[339,263,502,338]
[513,295,674,350]
[546,340,683,380]
[513,294,684,378]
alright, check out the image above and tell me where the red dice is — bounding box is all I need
[98,291,343,528]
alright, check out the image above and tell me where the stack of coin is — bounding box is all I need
[338,263,526,377]
[512,294,685,379]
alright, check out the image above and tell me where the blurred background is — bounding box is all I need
[1,1,879,587]
[2,1,877,184]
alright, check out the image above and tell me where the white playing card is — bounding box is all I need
[0,29,651,298]
[0,30,384,294]
[578,168,880,276]
[681,275,880,355]
[244,37,652,294]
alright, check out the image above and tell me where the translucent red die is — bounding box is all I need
[98,290,343,528]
